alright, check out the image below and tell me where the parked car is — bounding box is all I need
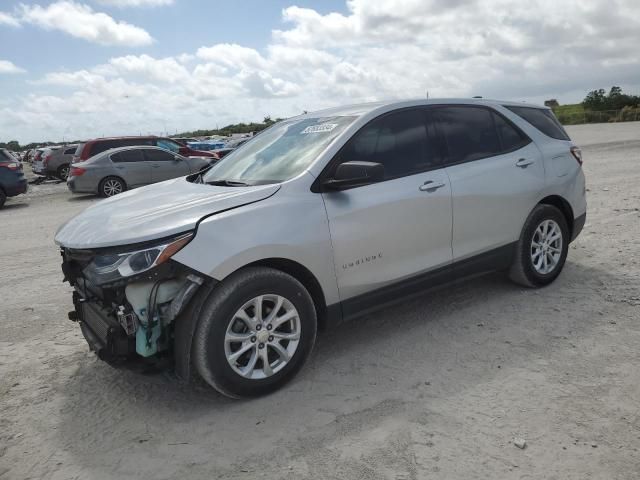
[185,141,226,151]
[55,99,586,398]
[210,147,234,160]
[0,148,27,208]
[72,136,215,163]
[67,145,214,197]
[31,147,60,176]
[33,144,77,180]
[224,137,250,149]
[173,137,199,146]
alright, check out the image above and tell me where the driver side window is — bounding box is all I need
[336,108,438,181]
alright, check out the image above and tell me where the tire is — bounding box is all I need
[0,189,6,209]
[56,164,70,181]
[99,176,126,198]
[509,204,569,287]
[193,266,317,398]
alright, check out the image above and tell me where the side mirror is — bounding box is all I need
[323,161,384,190]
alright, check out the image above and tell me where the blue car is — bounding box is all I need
[0,148,27,209]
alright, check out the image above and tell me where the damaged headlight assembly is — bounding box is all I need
[84,233,193,285]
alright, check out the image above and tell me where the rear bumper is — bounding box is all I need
[5,179,28,196]
[67,177,96,194]
[571,212,586,242]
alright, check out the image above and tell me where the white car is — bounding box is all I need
[55,98,586,398]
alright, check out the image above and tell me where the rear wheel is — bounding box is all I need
[99,176,126,197]
[193,267,317,398]
[509,204,569,287]
[56,164,70,181]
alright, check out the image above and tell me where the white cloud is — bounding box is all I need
[96,0,173,7]
[4,0,640,143]
[0,11,20,27]
[0,60,26,74]
[19,1,153,46]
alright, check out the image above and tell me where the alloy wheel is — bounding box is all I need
[103,179,123,197]
[224,294,301,380]
[59,166,70,180]
[530,219,563,275]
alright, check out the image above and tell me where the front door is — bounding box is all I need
[321,108,453,307]
[143,148,190,183]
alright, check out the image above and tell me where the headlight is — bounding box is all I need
[84,233,193,285]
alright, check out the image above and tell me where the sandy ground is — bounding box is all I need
[1,122,639,480]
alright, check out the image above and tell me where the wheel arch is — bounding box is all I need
[537,195,574,238]
[243,258,331,330]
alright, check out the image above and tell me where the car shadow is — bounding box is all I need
[53,260,618,475]
[67,194,98,202]
[1,202,29,211]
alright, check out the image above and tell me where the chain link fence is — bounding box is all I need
[556,107,640,125]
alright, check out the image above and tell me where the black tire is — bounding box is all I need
[0,189,6,209]
[56,164,70,181]
[509,204,569,287]
[193,266,317,398]
[99,176,126,198]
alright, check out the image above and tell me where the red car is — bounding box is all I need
[72,136,214,162]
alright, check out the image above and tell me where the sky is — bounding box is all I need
[1,0,639,144]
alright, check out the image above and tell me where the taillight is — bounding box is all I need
[570,146,582,165]
[0,161,20,171]
[70,167,86,176]
[43,153,52,166]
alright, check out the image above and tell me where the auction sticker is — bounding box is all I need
[301,123,338,134]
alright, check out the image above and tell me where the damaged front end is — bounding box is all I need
[61,232,205,369]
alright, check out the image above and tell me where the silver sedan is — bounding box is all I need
[67,145,214,197]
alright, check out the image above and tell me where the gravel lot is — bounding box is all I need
[1,122,639,479]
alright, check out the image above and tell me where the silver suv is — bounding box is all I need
[55,99,586,398]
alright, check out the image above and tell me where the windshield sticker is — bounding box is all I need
[301,123,338,134]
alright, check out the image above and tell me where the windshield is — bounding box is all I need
[202,115,356,185]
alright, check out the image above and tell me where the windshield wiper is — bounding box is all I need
[205,179,252,187]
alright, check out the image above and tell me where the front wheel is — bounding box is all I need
[509,204,569,287]
[193,267,317,398]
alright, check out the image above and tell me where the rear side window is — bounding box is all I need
[0,149,12,161]
[111,150,144,163]
[436,106,501,164]
[63,147,76,155]
[492,112,531,152]
[143,149,175,162]
[505,106,570,141]
[338,108,437,180]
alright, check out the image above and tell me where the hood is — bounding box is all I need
[55,177,280,249]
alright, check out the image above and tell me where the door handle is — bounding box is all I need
[419,180,446,192]
[515,158,534,168]
[151,164,160,168]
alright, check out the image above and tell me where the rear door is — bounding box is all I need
[143,148,190,182]
[109,149,152,187]
[435,105,544,262]
[321,107,453,306]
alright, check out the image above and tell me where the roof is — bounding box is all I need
[296,98,547,120]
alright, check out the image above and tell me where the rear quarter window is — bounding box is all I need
[505,106,570,141]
